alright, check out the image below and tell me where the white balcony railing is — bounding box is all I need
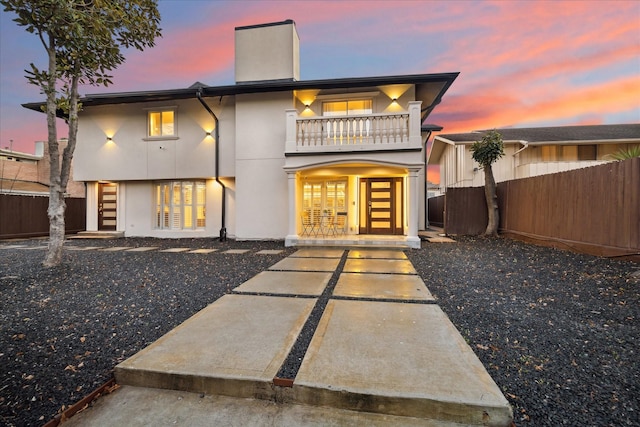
[286,101,423,154]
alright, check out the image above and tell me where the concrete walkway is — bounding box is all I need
[65,248,513,426]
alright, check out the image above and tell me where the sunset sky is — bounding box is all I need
[1,0,638,182]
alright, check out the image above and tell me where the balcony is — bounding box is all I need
[285,101,423,155]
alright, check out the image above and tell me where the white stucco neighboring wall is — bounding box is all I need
[435,141,623,191]
[437,143,519,190]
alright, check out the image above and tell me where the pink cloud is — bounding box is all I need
[3,0,638,158]
[432,75,640,134]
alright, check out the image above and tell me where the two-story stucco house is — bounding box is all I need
[428,124,640,193]
[26,20,458,248]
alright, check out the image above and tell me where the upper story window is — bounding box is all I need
[323,100,372,116]
[148,109,176,137]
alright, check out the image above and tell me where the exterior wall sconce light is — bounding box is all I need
[304,104,311,111]
[391,98,398,104]
[205,131,212,137]
[106,136,113,142]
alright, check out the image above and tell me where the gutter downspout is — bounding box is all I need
[512,140,530,156]
[196,89,227,241]
[512,140,529,174]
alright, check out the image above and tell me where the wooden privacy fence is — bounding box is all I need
[427,195,445,228]
[439,158,640,258]
[0,194,86,239]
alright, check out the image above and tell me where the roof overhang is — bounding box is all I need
[427,135,457,165]
[22,72,459,121]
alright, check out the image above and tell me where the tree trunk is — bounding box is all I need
[44,190,66,266]
[43,38,63,267]
[483,163,500,236]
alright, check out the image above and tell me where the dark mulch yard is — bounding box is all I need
[0,236,638,426]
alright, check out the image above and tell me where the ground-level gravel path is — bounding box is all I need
[1,236,638,426]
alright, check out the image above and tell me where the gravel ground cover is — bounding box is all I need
[0,238,295,427]
[406,237,639,426]
[1,236,638,426]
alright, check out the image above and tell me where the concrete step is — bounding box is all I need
[292,299,512,426]
[115,293,512,425]
[64,385,473,427]
[292,235,420,249]
[70,231,125,239]
[115,295,316,400]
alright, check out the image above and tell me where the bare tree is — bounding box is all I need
[2,0,161,266]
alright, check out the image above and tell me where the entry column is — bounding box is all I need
[407,168,421,248]
[285,171,298,246]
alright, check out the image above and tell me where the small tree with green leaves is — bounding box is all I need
[2,0,161,266]
[470,130,505,236]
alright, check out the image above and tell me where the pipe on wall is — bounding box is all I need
[196,89,227,241]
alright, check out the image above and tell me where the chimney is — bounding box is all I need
[34,141,45,157]
[234,19,300,83]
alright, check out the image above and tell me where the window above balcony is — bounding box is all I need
[323,100,372,116]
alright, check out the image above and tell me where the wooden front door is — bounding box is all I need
[359,178,403,235]
[98,183,117,231]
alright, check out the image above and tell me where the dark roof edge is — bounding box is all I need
[434,123,640,143]
[422,124,444,132]
[22,72,460,112]
[235,19,295,31]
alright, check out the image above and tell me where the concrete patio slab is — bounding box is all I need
[125,247,159,252]
[256,249,284,255]
[343,258,417,275]
[99,247,132,252]
[64,385,468,427]
[427,236,456,243]
[188,249,218,254]
[290,248,344,258]
[334,273,434,301]
[65,246,102,251]
[116,295,316,399]
[14,246,47,250]
[347,249,408,259]
[294,300,513,425]
[159,247,191,253]
[269,257,340,272]
[0,245,26,249]
[223,249,251,254]
[233,271,331,296]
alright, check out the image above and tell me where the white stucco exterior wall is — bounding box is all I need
[76,96,237,238]
[74,99,225,182]
[234,92,292,239]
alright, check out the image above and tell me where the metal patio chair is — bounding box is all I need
[301,212,318,237]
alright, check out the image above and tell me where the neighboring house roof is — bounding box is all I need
[0,178,49,195]
[428,124,640,164]
[0,148,42,162]
[23,72,459,123]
